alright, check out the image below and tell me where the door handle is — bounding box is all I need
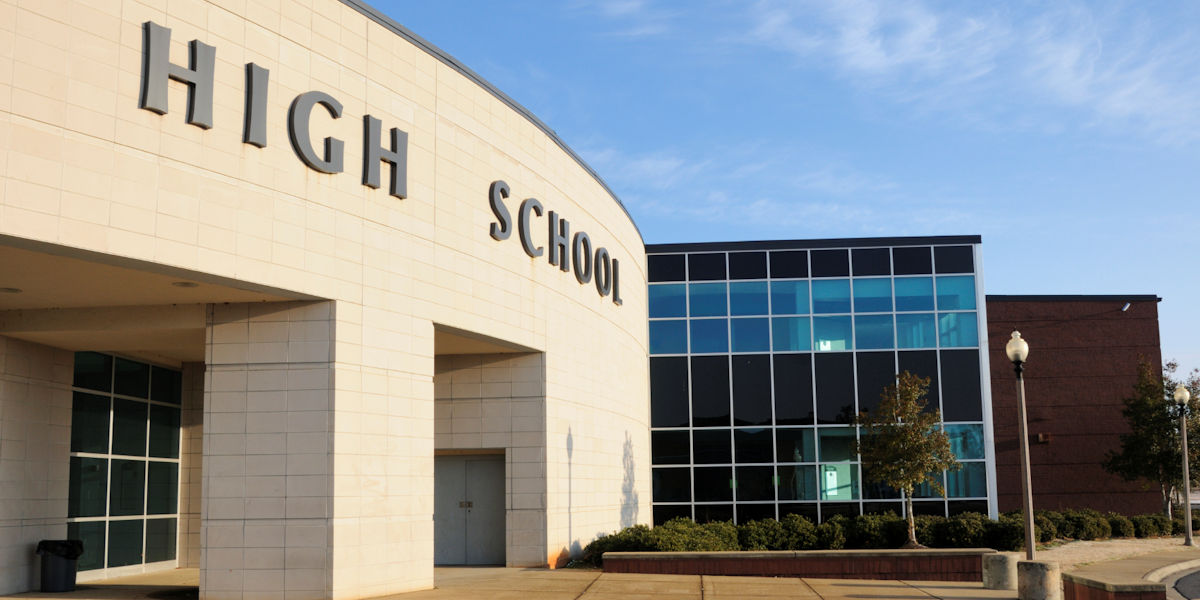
[459,501,473,508]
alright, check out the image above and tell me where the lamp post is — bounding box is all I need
[1176,383,1193,546]
[1006,331,1035,560]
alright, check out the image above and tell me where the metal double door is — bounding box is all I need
[433,454,505,565]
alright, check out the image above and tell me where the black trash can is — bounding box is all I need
[35,540,84,593]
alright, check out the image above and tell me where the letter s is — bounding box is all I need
[489,180,512,241]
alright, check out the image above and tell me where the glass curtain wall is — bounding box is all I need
[67,352,182,572]
[648,243,989,524]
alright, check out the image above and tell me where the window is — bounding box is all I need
[68,352,182,572]
[730,282,769,316]
[853,278,892,312]
[811,280,850,313]
[648,254,686,282]
[689,283,727,316]
[649,284,686,317]
[729,252,767,279]
[770,280,809,315]
[688,253,727,280]
[769,250,808,278]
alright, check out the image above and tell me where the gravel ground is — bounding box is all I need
[1035,536,1192,572]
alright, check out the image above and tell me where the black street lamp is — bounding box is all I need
[1176,383,1193,547]
[1005,331,1035,560]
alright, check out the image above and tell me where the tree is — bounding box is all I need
[1104,360,1200,518]
[855,371,960,548]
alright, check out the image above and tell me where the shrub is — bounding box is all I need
[1131,515,1161,538]
[846,513,905,549]
[984,514,1026,551]
[1172,517,1186,535]
[943,512,989,547]
[914,515,948,548]
[1150,514,1173,536]
[738,518,786,550]
[1039,510,1069,539]
[780,514,818,550]
[1032,512,1058,543]
[650,518,740,552]
[816,516,846,549]
[1106,513,1135,538]
[582,524,655,565]
[1064,509,1111,540]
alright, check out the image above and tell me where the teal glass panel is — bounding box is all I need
[819,463,859,500]
[147,462,178,515]
[811,279,851,313]
[68,521,105,572]
[149,405,180,459]
[649,320,687,354]
[813,316,853,351]
[107,519,143,568]
[854,315,894,349]
[68,457,107,518]
[731,318,770,352]
[895,313,937,348]
[853,278,892,312]
[938,312,979,347]
[146,518,177,563]
[109,459,145,517]
[818,428,857,462]
[150,366,182,405]
[776,428,815,463]
[913,472,943,498]
[936,276,977,310]
[730,281,769,316]
[778,464,817,500]
[946,424,985,460]
[71,392,109,454]
[690,319,728,353]
[770,280,809,315]
[771,317,811,351]
[73,351,112,392]
[111,399,147,457]
[689,282,727,317]
[894,277,934,311]
[649,284,687,318]
[114,357,150,399]
[947,462,987,498]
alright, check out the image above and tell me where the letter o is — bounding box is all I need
[593,247,612,297]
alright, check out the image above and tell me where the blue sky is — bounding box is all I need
[375,0,1200,375]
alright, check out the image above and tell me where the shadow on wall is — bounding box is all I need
[621,431,639,528]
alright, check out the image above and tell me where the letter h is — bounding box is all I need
[139,21,216,129]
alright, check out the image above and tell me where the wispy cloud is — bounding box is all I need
[567,0,677,37]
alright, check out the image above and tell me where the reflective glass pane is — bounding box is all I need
[149,405,180,459]
[894,277,934,311]
[735,466,775,501]
[688,253,727,280]
[852,248,891,276]
[738,503,776,523]
[690,319,728,353]
[68,457,108,518]
[854,315,893,350]
[150,366,182,405]
[941,350,983,422]
[71,392,110,453]
[689,282,727,316]
[811,249,849,277]
[107,519,143,568]
[855,352,896,415]
[947,463,987,497]
[734,428,773,463]
[818,428,857,462]
[811,279,851,313]
[896,313,937,348]
[653,468,691,502]
[649,284,687,318]
[691,356,730,427]
[776,428,815,462]
[934,245,974,273]
[652,430,691,465]
[780,502,818,521]
[654,505,692,525]
[899,351,940,408]
[693,429,732,463]
[651,357,690,428]
[112,399,147,457]
[694,467,733,501]
[772,317,811,351]
[114,357,150,399]
[814,353,855,424]
[863,464,902,500]
[649,320,687,355]
[74,352,112,392]
[936,276,976,310]
[938,312,979,347]
[732,355,771,425]
[893,247,932,275]
[147,462,178,515]
[769,250,808,278]
[68,521,105,572]
[729,252,767,279]
[914,473,944,498]
[730,282,768,316]
[819,463,859,500]
[695,504,733,523]
[813,316,853,352]
[853,278,892,312]
[731,318,769,352]
[770,280,809,315]
[773,354,814,425]
[648,254,686,282]
[946,424,985,459]
[109,459,145,516]
[146,518,177,563]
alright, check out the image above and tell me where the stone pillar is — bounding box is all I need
[1018,560,1062,600]
[177,362,205,568]
[983,552,1019,590]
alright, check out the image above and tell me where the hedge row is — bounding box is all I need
[581,509,1198,566]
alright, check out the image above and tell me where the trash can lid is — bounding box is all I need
[36,540,85,559]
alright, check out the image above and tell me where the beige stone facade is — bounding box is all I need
[0,1,650,598]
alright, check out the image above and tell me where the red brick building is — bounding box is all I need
[987,295,1163,515]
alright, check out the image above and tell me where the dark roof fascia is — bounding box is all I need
[646,235,982,254]
[337,0,642,241]
[987,295,1162,302]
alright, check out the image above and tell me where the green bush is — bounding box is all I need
[1172,517,1186,535]
[1039,510,1069,539]
[738,518,786,550]
[1150,514,1173,536]
[780,513,818,550]
[1131,515,1161,538]
[1032,512,1058,543]
[816,516,846,549]
[1106,513,1135,538]
[1064,509,1111,540]
[914,515,948,547]
[581,524,655,565]
[985,514,1026,551]
[942,512,989,547]
[845,513,906,549]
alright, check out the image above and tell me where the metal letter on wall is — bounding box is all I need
[518,198,544,257]
[288,91,345,174]
[362,115,409,199]
[242,63,269,147]
[593,248,612,297]
[547,211,570,272]
[611,258,623,305]
[572,232,593,284]
[489,181,512,241]
[139,21,216,129]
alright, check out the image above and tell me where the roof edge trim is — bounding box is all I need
[987,294,1162,302]
[646,235,983,253]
